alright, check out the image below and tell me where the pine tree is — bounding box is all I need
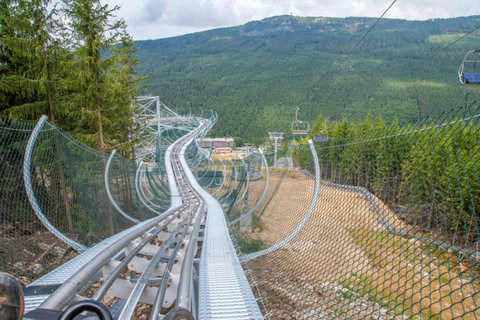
[0,0,76,124]
[0,0,53,118]
[106,35,147,158]
[61,0,126,151]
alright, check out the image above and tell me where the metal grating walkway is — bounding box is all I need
[180,137,263,319]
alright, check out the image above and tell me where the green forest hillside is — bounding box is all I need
[135,15,480,143]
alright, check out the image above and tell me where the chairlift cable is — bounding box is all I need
[339,0,399,65]
[436,24,480,53]
[274,0,400,140]
[319,0,399,120]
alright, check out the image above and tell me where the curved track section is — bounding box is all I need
[24,117,262,319]
[179,135,263,320]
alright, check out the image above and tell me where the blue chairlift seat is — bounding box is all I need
[288,144,296,148]
[459,50,480,84]
[314,137,328,142]
[461,73,480,84]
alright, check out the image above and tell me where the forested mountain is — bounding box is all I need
[135,15,480,144]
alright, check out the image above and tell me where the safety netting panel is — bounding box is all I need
[0,118,156,284]
[240,104,480,319]
[0,119,55,284]
[108,152,160,221]
[229,165,304,256]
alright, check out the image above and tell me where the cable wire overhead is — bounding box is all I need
[340,0,398,64]
[436,24,480,52]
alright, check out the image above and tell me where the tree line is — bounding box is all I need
[0,0,143,155]
[292,107,480,246]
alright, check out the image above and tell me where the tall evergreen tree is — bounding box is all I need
[61,0,126,151]
[106,35,147,158]
[0,0,75,124]
[0,0,56,118]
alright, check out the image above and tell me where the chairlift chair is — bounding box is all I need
[314,120,328,142]
[459,50,480,84]
[291,107,310,135]
[314,133,328,142]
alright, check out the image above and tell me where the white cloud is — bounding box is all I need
[105,0,480,40]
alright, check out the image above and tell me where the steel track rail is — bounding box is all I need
[25,115,261,319]
[90,210,186,302]
[27,119,207,317]
[116,126,207,319]
[36,206,182,311]
[177,134,263,319]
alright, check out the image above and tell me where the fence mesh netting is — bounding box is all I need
[228,103,480,319]
[2,101,480,318]
[0,118,157,284]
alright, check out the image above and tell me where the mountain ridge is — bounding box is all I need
[134,15,480,143]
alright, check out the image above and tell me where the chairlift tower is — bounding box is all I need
[268,132,284,168]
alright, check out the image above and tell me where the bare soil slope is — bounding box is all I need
[245,170,479,319]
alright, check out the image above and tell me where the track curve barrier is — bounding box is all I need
[1,117,157,282]
[222,102,480,319]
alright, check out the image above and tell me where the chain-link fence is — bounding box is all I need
[0,118,158,284]
[3,101,480,317]
[232,103,480,319]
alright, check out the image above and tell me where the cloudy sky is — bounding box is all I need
[104,0,480,40]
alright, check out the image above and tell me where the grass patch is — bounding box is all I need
[385,79,446,89]
[428,34,464,44]
[251,215,264,233]
[346,228,480,319]
[236,237,264,254]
